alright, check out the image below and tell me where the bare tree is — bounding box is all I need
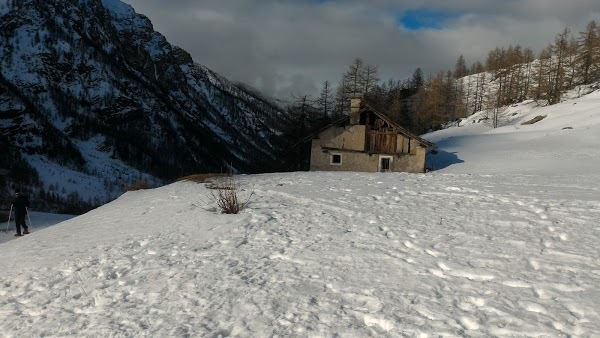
[317,80,334,119]
[534,46,552,102]
[522,48,535,100]
[547,28,572,104]
[484,86,507,128]
[471,61,486,113]
[343,58,365,98]
[342,57,380,99]
[577,20,599,84]
[454,55,469,79]
[413,72,448,132]
[333,77,350,117]
[362,64,380,96]
[411,67,424,91]
[565,36,579,88]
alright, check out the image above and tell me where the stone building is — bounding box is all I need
[308,98,434,173]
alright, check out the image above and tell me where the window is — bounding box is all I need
[330,153,342,166]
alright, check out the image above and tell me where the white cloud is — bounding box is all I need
[121,0,600,99]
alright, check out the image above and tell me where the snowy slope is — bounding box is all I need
[426,87,600,175]
[0,90,600,336]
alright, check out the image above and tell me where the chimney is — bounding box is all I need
[350,97,361,125]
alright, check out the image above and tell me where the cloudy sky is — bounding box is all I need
[121,0,600,99]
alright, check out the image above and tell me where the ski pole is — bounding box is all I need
[5,205,12,233]
[26,207,32,228]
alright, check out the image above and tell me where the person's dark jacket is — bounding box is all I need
[12,195,30,216]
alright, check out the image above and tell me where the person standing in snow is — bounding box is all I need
[11,191,30,236]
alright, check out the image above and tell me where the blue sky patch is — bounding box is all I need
[399,9,458,30]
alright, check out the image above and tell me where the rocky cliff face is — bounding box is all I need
[0,0,289,210]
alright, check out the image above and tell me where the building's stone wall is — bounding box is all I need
[314,125,366,151]
[392,146,427,173]
[310,127,428,173]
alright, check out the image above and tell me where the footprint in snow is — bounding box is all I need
[437,262,451,271]
[500,280,531,288]
[425,249,442,257]
[459,316,480,331]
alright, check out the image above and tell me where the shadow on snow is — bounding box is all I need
[426,149,464,171]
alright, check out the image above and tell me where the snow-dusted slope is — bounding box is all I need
[426,87,600,175]
[1,77,600,336]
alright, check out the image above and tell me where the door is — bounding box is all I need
[379,156,393,172]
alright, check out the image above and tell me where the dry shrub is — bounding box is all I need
[124,180,150,192]
[211,174,253,214]
[177,173,229,183]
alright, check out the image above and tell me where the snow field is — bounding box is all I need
[1,171,599,336]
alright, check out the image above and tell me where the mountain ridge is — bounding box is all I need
[0,0,290,211]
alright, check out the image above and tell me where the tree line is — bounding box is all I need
[285,19,600,144]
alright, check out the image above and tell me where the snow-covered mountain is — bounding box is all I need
[1,86,599,336]
[0,0,289,211]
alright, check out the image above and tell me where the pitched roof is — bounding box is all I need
[299,100,435,148]
[360,102,434,147]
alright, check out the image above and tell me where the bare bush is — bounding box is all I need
[210,174,253,214]
[177,173,229,183]
[124,180,150,192]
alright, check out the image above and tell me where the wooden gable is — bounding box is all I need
[357,103,434,149]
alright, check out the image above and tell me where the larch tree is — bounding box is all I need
[413,72,448,133]
[362,64,380,96]
[317,80,334,119]
[565,36,579,88]
[333,77,350,117]
[454,55,469,79]
[534,46,553,102]
[289,94,316,140]
[506,45,523,103]
[454,55,469,118]
[484,82,506,129]
[547,28,572,105]
[343,58,365,98]
[577,20,599,85]
[411,67,424,92]
[470,61,486,113]
[522,48,535,100]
